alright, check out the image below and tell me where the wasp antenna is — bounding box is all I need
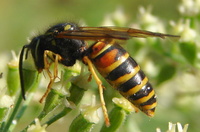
[19,45,28,100]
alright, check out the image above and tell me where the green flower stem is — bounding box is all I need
[100,106,127,132]
[9,93,33,132]
[44,83,86,126]
[15,93,34,121]
[44,107,71,126]
[2,94,23,132]
[69,114,94,132]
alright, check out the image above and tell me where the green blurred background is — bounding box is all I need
[0,0,179,53]
[2,0,199,132]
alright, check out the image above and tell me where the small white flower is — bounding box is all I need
[177,122,189,132]
[156,122,189,132]
[27,118,47,132]
[167,122,189,132]
[7,50,19,68]
[101,6,127,26]
[138,6,158,25]
[80,95,100,124]
[167,122,177,132]
[137,6,165,33]
[170,19,197,42]
[101,15,115,26]
[179,0,200,16]
[0,88,13,108]
[70,70,92,90]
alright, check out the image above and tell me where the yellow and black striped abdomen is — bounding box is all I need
[88,41,157,117]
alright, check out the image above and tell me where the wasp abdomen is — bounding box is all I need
[89,41,157,117]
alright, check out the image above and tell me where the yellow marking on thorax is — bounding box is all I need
[64,24,72,30]
[108,65,140,87]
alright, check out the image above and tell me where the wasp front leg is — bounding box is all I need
[39,50,61,103]
[83,56,110,127]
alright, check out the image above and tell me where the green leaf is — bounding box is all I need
[179,42,197,65]
[156,64,176,85]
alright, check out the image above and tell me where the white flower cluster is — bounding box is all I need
[170,19,197,42]
[156,122,189,132]
[179,0,200,16]
[101,6,127,26]
[137,6,165,33]
[80,95,100,124]
[0,88,13,108]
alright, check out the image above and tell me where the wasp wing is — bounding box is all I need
[56,27,179,40]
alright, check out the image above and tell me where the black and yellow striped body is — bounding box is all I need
[19,22,179,126]
[87,40,157,117]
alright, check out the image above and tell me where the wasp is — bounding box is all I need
[19,23,179,126]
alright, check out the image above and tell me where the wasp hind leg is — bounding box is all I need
[39,50,61,103]
[83,56,110,127]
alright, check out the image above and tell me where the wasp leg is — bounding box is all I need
[83,56,110,127]
[39,50,60,103]
[87,73,92,82]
